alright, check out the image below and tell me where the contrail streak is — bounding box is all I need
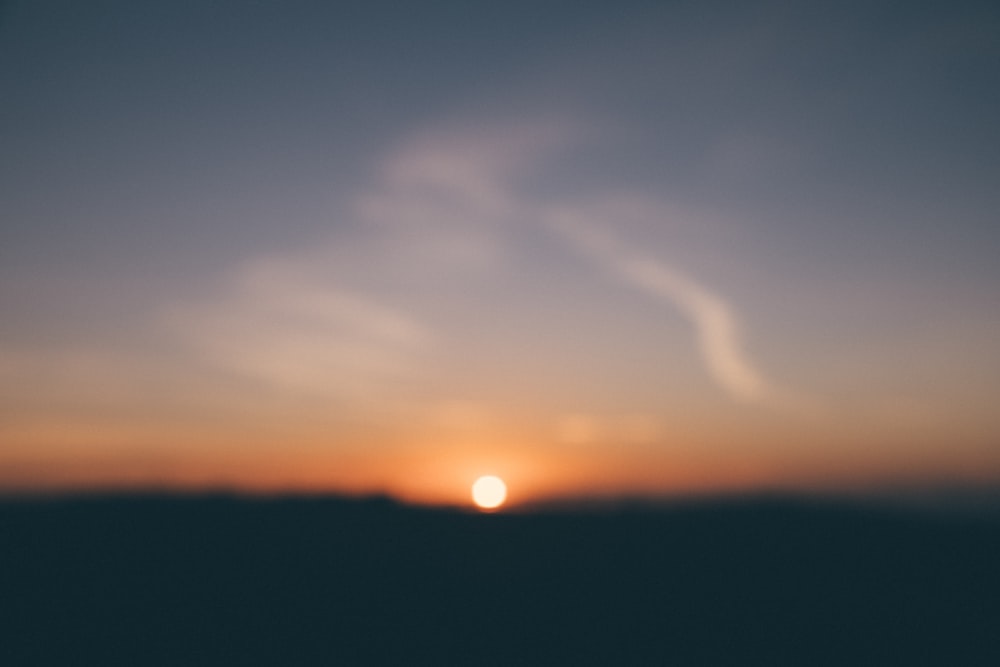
[549,211,769,403]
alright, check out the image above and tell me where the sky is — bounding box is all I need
[2,0,999,506]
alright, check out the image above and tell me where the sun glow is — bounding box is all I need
[471,475,507,510]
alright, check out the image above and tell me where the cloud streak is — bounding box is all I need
[165,257,430,400]
[548,208,770,403]
[169,119,787,411]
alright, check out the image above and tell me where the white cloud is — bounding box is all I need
[169,118,798,412]
[165,257,429,400]
[165,124,572,402]
[548,208,770,403]
[376,119,579,210]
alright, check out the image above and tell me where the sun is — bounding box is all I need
[471,475,507,510]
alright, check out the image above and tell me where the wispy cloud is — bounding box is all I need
[169,118,796,412]
[165,125,558,399]
[163,122,567,402]
[368,121,782,406]
[165,257,430,400]
[548,207,771,404]
[375,119,579,208]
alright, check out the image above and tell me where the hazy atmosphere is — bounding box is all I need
[3,0,999,506]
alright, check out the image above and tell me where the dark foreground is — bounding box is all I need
[2,494,999,666]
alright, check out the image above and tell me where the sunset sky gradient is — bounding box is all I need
[2,1,999,506]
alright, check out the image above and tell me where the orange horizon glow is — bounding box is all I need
[4,429,1000,509]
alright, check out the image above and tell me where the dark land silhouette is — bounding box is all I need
[2,493,999,665]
